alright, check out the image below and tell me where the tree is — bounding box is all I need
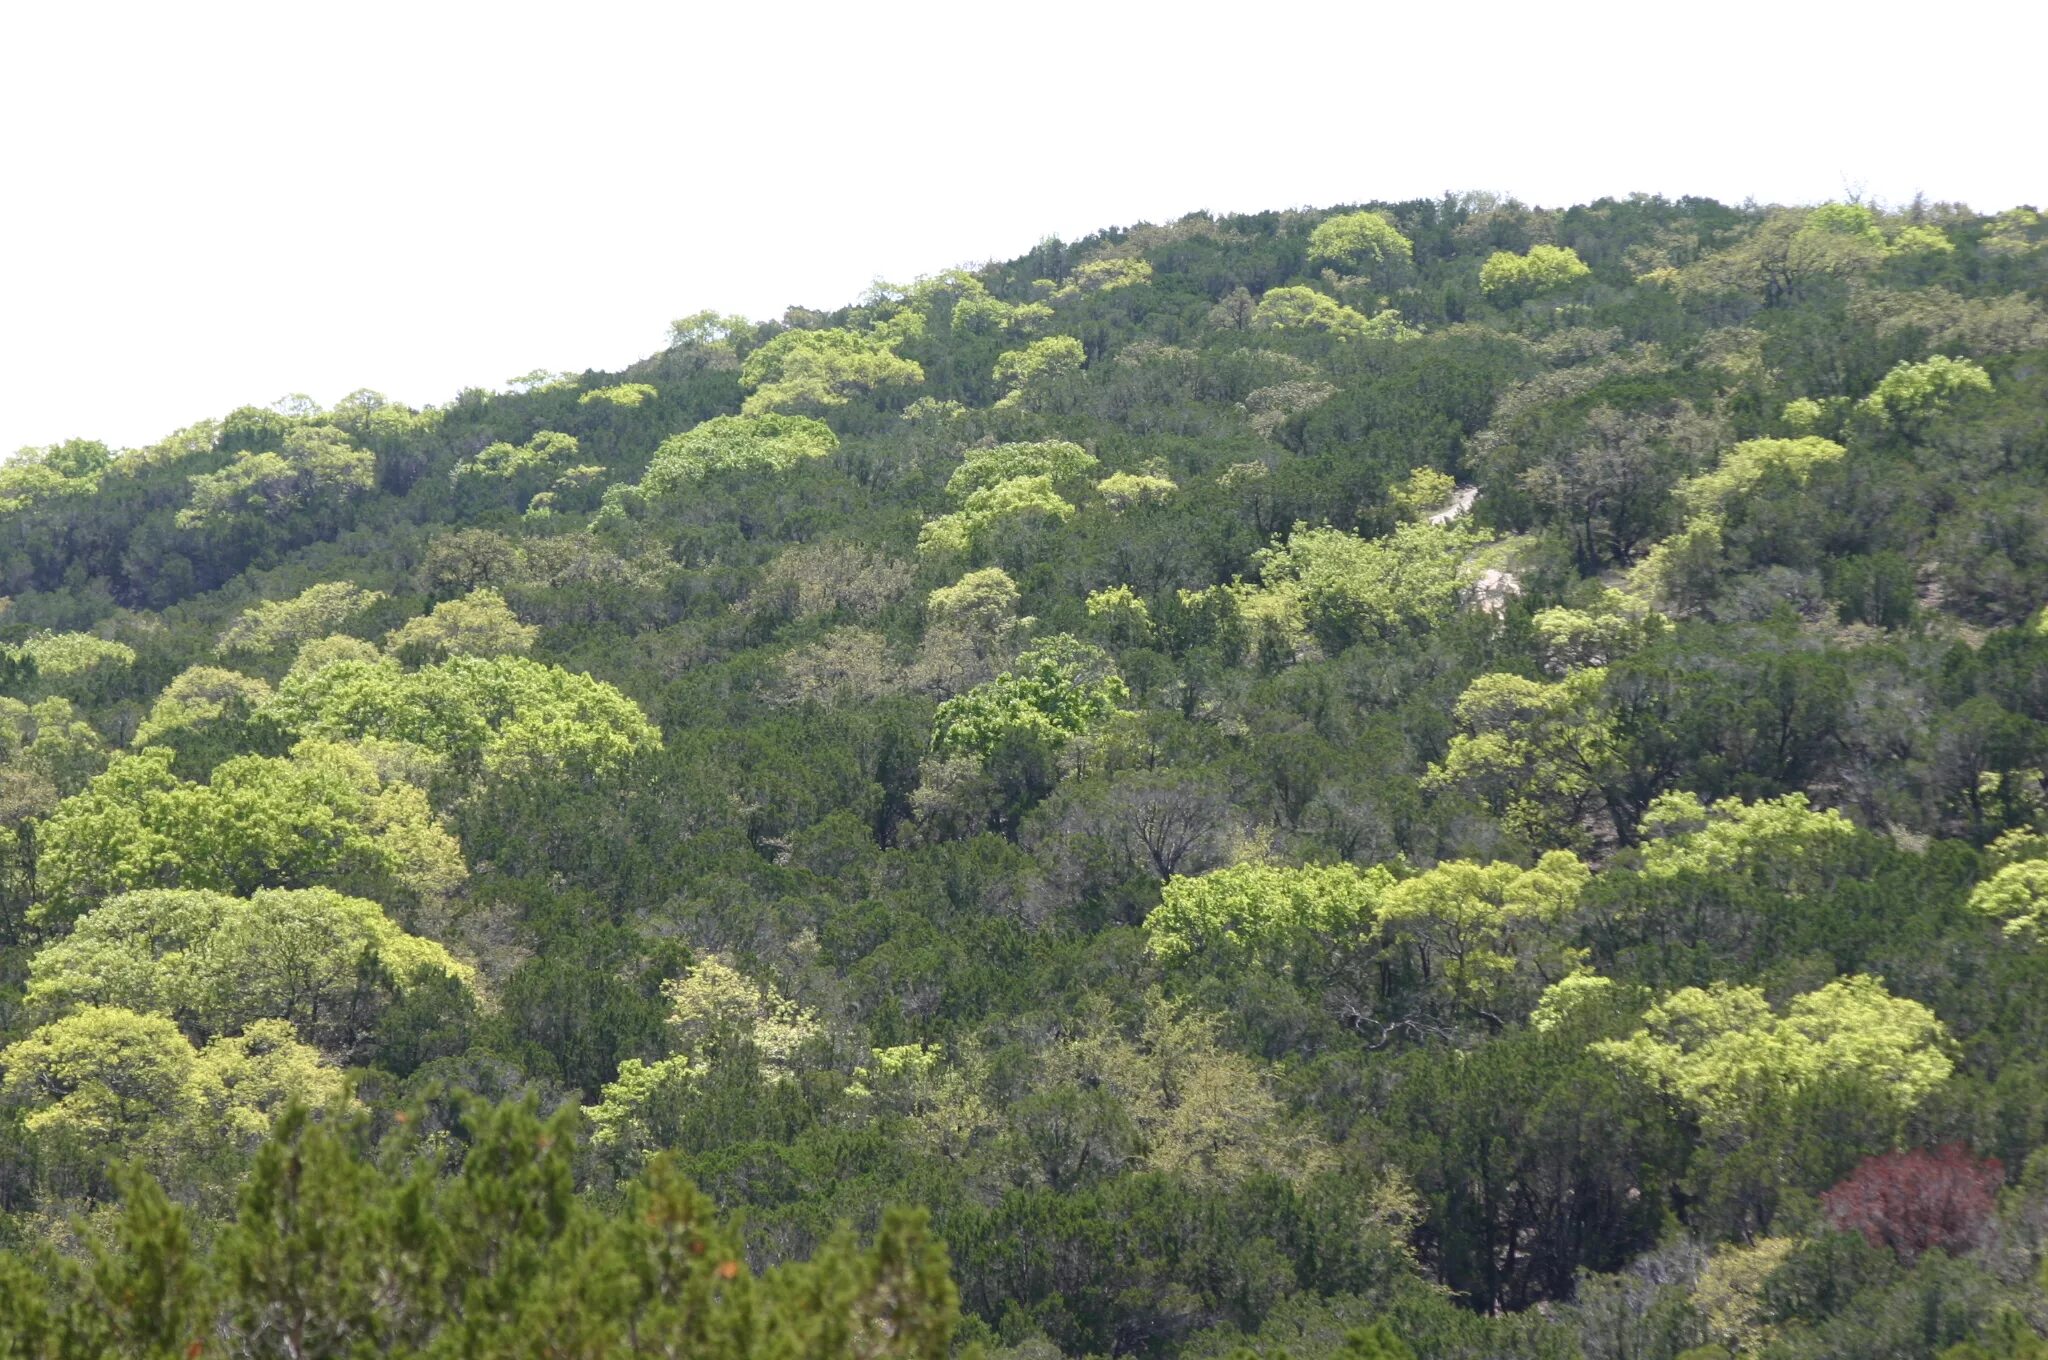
[633,413,839,502]
[33,742,467,929]
[1307,211,1414,272]
[930,636,1128,761]
[1857,355,1993,438]
[1248,521,1471,655]
[217,582,384,656]
[383,589,537,664]
[1821,1145,2002,1263]
[176,425,375,535]
[25,886,473,1052]
[945,440,1098,498]
[1147,861,1396,973]
[1591,976,1953,1140]
[1479,244,1592,302]
[740,327,924,414]
[992,335,1085,411]
[1253,287,1408,341]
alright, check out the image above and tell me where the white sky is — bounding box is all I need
[2,0,2040,453]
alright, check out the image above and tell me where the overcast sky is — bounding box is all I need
[2,0,2039,453]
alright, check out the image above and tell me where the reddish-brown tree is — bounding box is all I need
[1822,1144,2003,1262]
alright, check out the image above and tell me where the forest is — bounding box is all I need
[1,191,2046,1360]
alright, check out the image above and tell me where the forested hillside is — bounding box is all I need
[3,193,2048,1360]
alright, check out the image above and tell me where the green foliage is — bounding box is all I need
[637,412,839,499]
[384,588,537,664]
[34,741,467,928]
[1857,354,1993,433]
[1148,860,1397,969]
[930,635,1128,759]
[176,424,375,533]
[25,885,471,1049]
[1250,520,1472,654]
[1307,211,1414,271]
[269,652,661,779]
[946,440,1099,498]
[1592,975,1953,1136]
[992,335,1086,411]
[578,382,658,407]
[740,326,924,414]
[1479,244,1592,301]
[217,581,385,655]
[1253,287,1409,341]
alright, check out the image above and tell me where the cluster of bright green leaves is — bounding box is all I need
[578,382,658,407]
[383,588,536,664]
[1147,861,1396,969]
[0,1007,342,1160]
[1632,437,1848,608]
[1252,286,1410,341]
[451,430,582,484]
[24,886,471,1049]
[0,439,110,513]
[918,477,1077,557]
[4,631,135,679]
[1856,354,1993,433]
[1591,975,1952,1136]
[1246,520,1472,654]
[216,581,384,655]
[740,327,924,414]
[628,413,840,509]
[1377,853,1590,1014]
[268,652,661,780]
[33,741,466,928]
[944,440,1099,498]
[591,955,823,1154]
[930,635,1128,760]
[1048,257,1154,298]
[991,335,1086,410]
[1969,834,2048,939]
[0,1098,963,1360]
[1478,244,1593,301]
[175,424,375,531]
[1426,669,1618,847]
[1306,211,1414,271]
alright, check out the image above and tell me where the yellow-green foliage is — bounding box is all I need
[636,414,839,499]
[992,336,1085,410]
[1248,520,1472,653]
[8,631,135,679]
[1592,976,1952,1135]
[33,741,467,928]
[1480,244,1593,300]
[384,588,537,664]
[1307,211,1414,270]
[739,327,923,414]
[25,885,472,1045]
[218,582,385,656]
[1147,861,1399,967]
[1253,286,1410,340]
[0,1005,342,1157]
[917,475,1075,556]
[944,441,1097,499]
[578,383,658,407]
[1096,470,1177,510]
[268,653,661,779]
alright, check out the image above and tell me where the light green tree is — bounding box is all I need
[1856,354,1992,436]
[916,475,1076,557]
[1426,669,1619,846]
[578,383,658,407]
[384,589,537,664]
[1480,244,1593,301]
[930,635,1127,760]
[1592,976,1952,1137]
[8,632,135,681]
[739,328,923,414]
[1253,286,1409,340]
[991,336,1085,411]
[217,582,385,656]
[1248,520,1472,654]
[1307,211,1414,271]
[1147,860,1397,971]
[944,440,1097,498]
[176,425,375,532]
[634,413,839,502]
